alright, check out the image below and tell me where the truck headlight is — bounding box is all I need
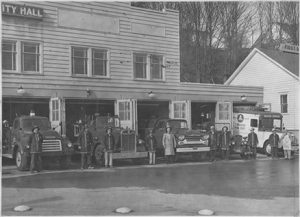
[138,139,145,145]
[67,142,72,148]
[178,135,185,141]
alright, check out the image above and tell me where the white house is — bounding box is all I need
[225,47,299,139]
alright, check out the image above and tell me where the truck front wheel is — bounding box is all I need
[263,141,272,156]
[16,148,29,171]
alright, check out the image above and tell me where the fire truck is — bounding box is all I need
[73,115,148,165]
[232,110,298,155]
[2,114,74,170]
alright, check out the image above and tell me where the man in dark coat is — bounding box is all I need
[28,126,43,173]
[146,129,158,165]
[78,124,94,169]
[208,125,218,162]
[219,126,231,160]
[248,128,259,159]
[104,126,115,167]
[269,128,280,159]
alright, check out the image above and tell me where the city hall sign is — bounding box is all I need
[2,3,43,19]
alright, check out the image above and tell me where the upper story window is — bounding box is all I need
[150,55,163,80]
[133,53,164,81]
[2,41,16,71]
[92,49,107,76]
[71,46,109,77]
[280,94,288,113]
[22,42,40,73]
[2,40,42,74]
[72,47,88,75]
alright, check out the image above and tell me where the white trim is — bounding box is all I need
[225,48,299,85]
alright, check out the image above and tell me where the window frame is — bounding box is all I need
[21,42,41,73]
[70,45,110,78]
[2,40,17,72]
[133,52,165,81]
[2,39,43,74]
[280,94,288,114]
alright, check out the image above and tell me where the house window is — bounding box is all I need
[72,47,88,75]
[22,42,40,72]
[133,54,147,79]
[219,103,230,120]
[2,41,16,71]
[280,94,288,113]
[133,53,164,80]
[150,55,163,79]
[174,102,186,119]
[92,49,107,76]
[119,101,130,121]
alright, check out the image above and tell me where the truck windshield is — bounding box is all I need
[21,118,51,131]
[167,120,188,129]
[96,117,120,128]
[259,118,282,131]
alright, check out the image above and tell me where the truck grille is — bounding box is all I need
[121,130,136,152]
[42,139,62,152]
[185,135,204,142]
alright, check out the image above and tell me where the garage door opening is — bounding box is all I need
[137,101,169,139]
[2,97,49,125]
[191,102,216,130]
[65,99,114,142]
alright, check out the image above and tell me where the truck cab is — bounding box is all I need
[2,115,73,170]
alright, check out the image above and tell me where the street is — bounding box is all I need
[2,155,299,216]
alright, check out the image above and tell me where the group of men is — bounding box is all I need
[78,124,115,169]
[208,125,283,161]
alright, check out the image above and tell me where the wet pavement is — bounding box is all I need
[2,156,299,216]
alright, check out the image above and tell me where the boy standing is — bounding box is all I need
[104,126,115,167]
[146,129,157,165]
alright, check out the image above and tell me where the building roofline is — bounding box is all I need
[225,48,299,85]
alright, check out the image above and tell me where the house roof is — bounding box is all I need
[225,48,299,85]
[257,48,299,77]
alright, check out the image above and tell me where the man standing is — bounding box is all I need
[146,129,157,165]
[78,124,93,169]
[248,128,258,159]
[28,126,43,173]
[208,125,218,162]
[104,126,115,167]
[219,126,231,160]
[269,128,280,159]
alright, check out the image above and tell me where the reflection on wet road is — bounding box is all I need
[2,158,298,200]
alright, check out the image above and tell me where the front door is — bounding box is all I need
[115,99,137,130]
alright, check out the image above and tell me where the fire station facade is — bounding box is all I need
[2,2,263,142]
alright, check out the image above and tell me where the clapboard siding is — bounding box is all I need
[230,51,299,130]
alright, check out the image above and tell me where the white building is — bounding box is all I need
[225,47,299,139]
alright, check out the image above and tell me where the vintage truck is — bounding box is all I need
[145,118,210,159]
[74,115,148,165]
[2,115,74,170]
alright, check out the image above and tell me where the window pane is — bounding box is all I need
[23,54,39,71]
[72,47,87,75]
[134,54,147,79]
[2,41,16,70]
[23,44,38,53]
[150,55,162,80]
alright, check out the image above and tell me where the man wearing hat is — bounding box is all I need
[104,126,115,167]
[247,128,258,159]
[78,124,94,169]
[219,126,232,160]
[28,126,43,173]
[146,128,158,165]
[208,125,218,162]
[268,128,280,159]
